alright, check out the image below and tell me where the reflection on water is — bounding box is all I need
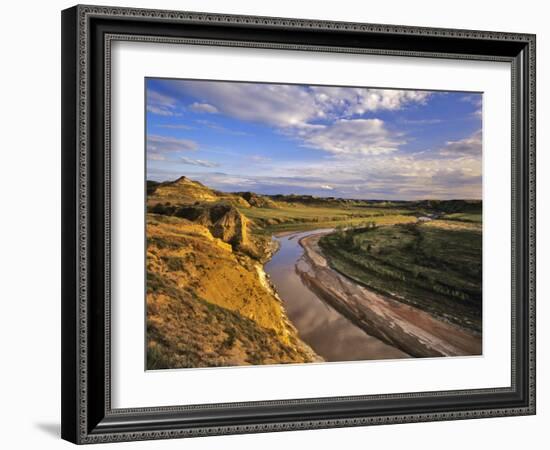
[265,230,407,362]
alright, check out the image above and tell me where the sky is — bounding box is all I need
[145,78,482,200]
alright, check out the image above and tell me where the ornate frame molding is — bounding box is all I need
[61,5,536,444]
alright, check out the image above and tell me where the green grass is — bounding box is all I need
[319,223,482,332]
[239,204,415,234]
[443,212,482,223]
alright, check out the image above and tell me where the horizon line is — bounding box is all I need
[146,177,482,203]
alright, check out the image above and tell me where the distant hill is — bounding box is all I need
[148,176,247,206]
[268,193,362,207]
[408,199,482,214]
[148,176,278,209]
[148,177,481,212]
[234,191,278,208]
[267,194,481,213]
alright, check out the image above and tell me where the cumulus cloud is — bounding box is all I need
[310,86,430,116]
[180,156,220,168]
[147,153,166,161]
[189,102,219,114]
[187,172,258,188]
[163,80,430,128]
[147,130,482,199]
[439,130,482,156]
[168,155,481,199]
[147,135,198,160]
[298,118,404,155]
[196,119,250,136]
[155,80,433,156]
[399,118,443,125]
[147,80,481,199]
[260,146,481,198]
[172,82,321,127]
[147,90,179,116]
[249,155,271,163]
[158,124,194,130]
[461,94,483,118]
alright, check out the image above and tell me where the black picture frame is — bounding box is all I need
[61,4,536,444]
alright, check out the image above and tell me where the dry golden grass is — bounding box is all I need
[422,219,482,232]
[147,282,317,369]
[146,214,318,368]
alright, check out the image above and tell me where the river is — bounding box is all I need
[264,229,408,362]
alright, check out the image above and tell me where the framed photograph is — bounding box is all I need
[61,5,536,444]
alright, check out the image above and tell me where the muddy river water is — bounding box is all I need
[264,229,407,362]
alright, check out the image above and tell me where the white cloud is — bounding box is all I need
[175,154,481,199]
[177,82,320,127]
[192,173,257,188]
[298,118,403,155]
[196,119,250,136]
[156,80,433,156]
[147,106,173,116]
[147,90,179,116]
[400,118,443,125]
[180,156,219,168]
[158,124,194,130]
[461,94,482,106]
[150,127,482,199]
[147,153,166,161]
[249,155,271,163]
[147,135,198,157]
[243,138,482,198]
[461,94,483,118]
[439,130,482,156]
[189,102,219,114]
[310,86,430,116]
[147,81,481,199]
[166,81,430,129]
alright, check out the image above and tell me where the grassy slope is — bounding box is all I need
[146,214,317,368]
[319,221,482,332]
[442,212,482,223]
[147,271,314,369]
[240,203,415,234]
[239,198,481,234]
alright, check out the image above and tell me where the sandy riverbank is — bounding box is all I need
[296,232,482,358]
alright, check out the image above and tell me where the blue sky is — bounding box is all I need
[146,78,482,200]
